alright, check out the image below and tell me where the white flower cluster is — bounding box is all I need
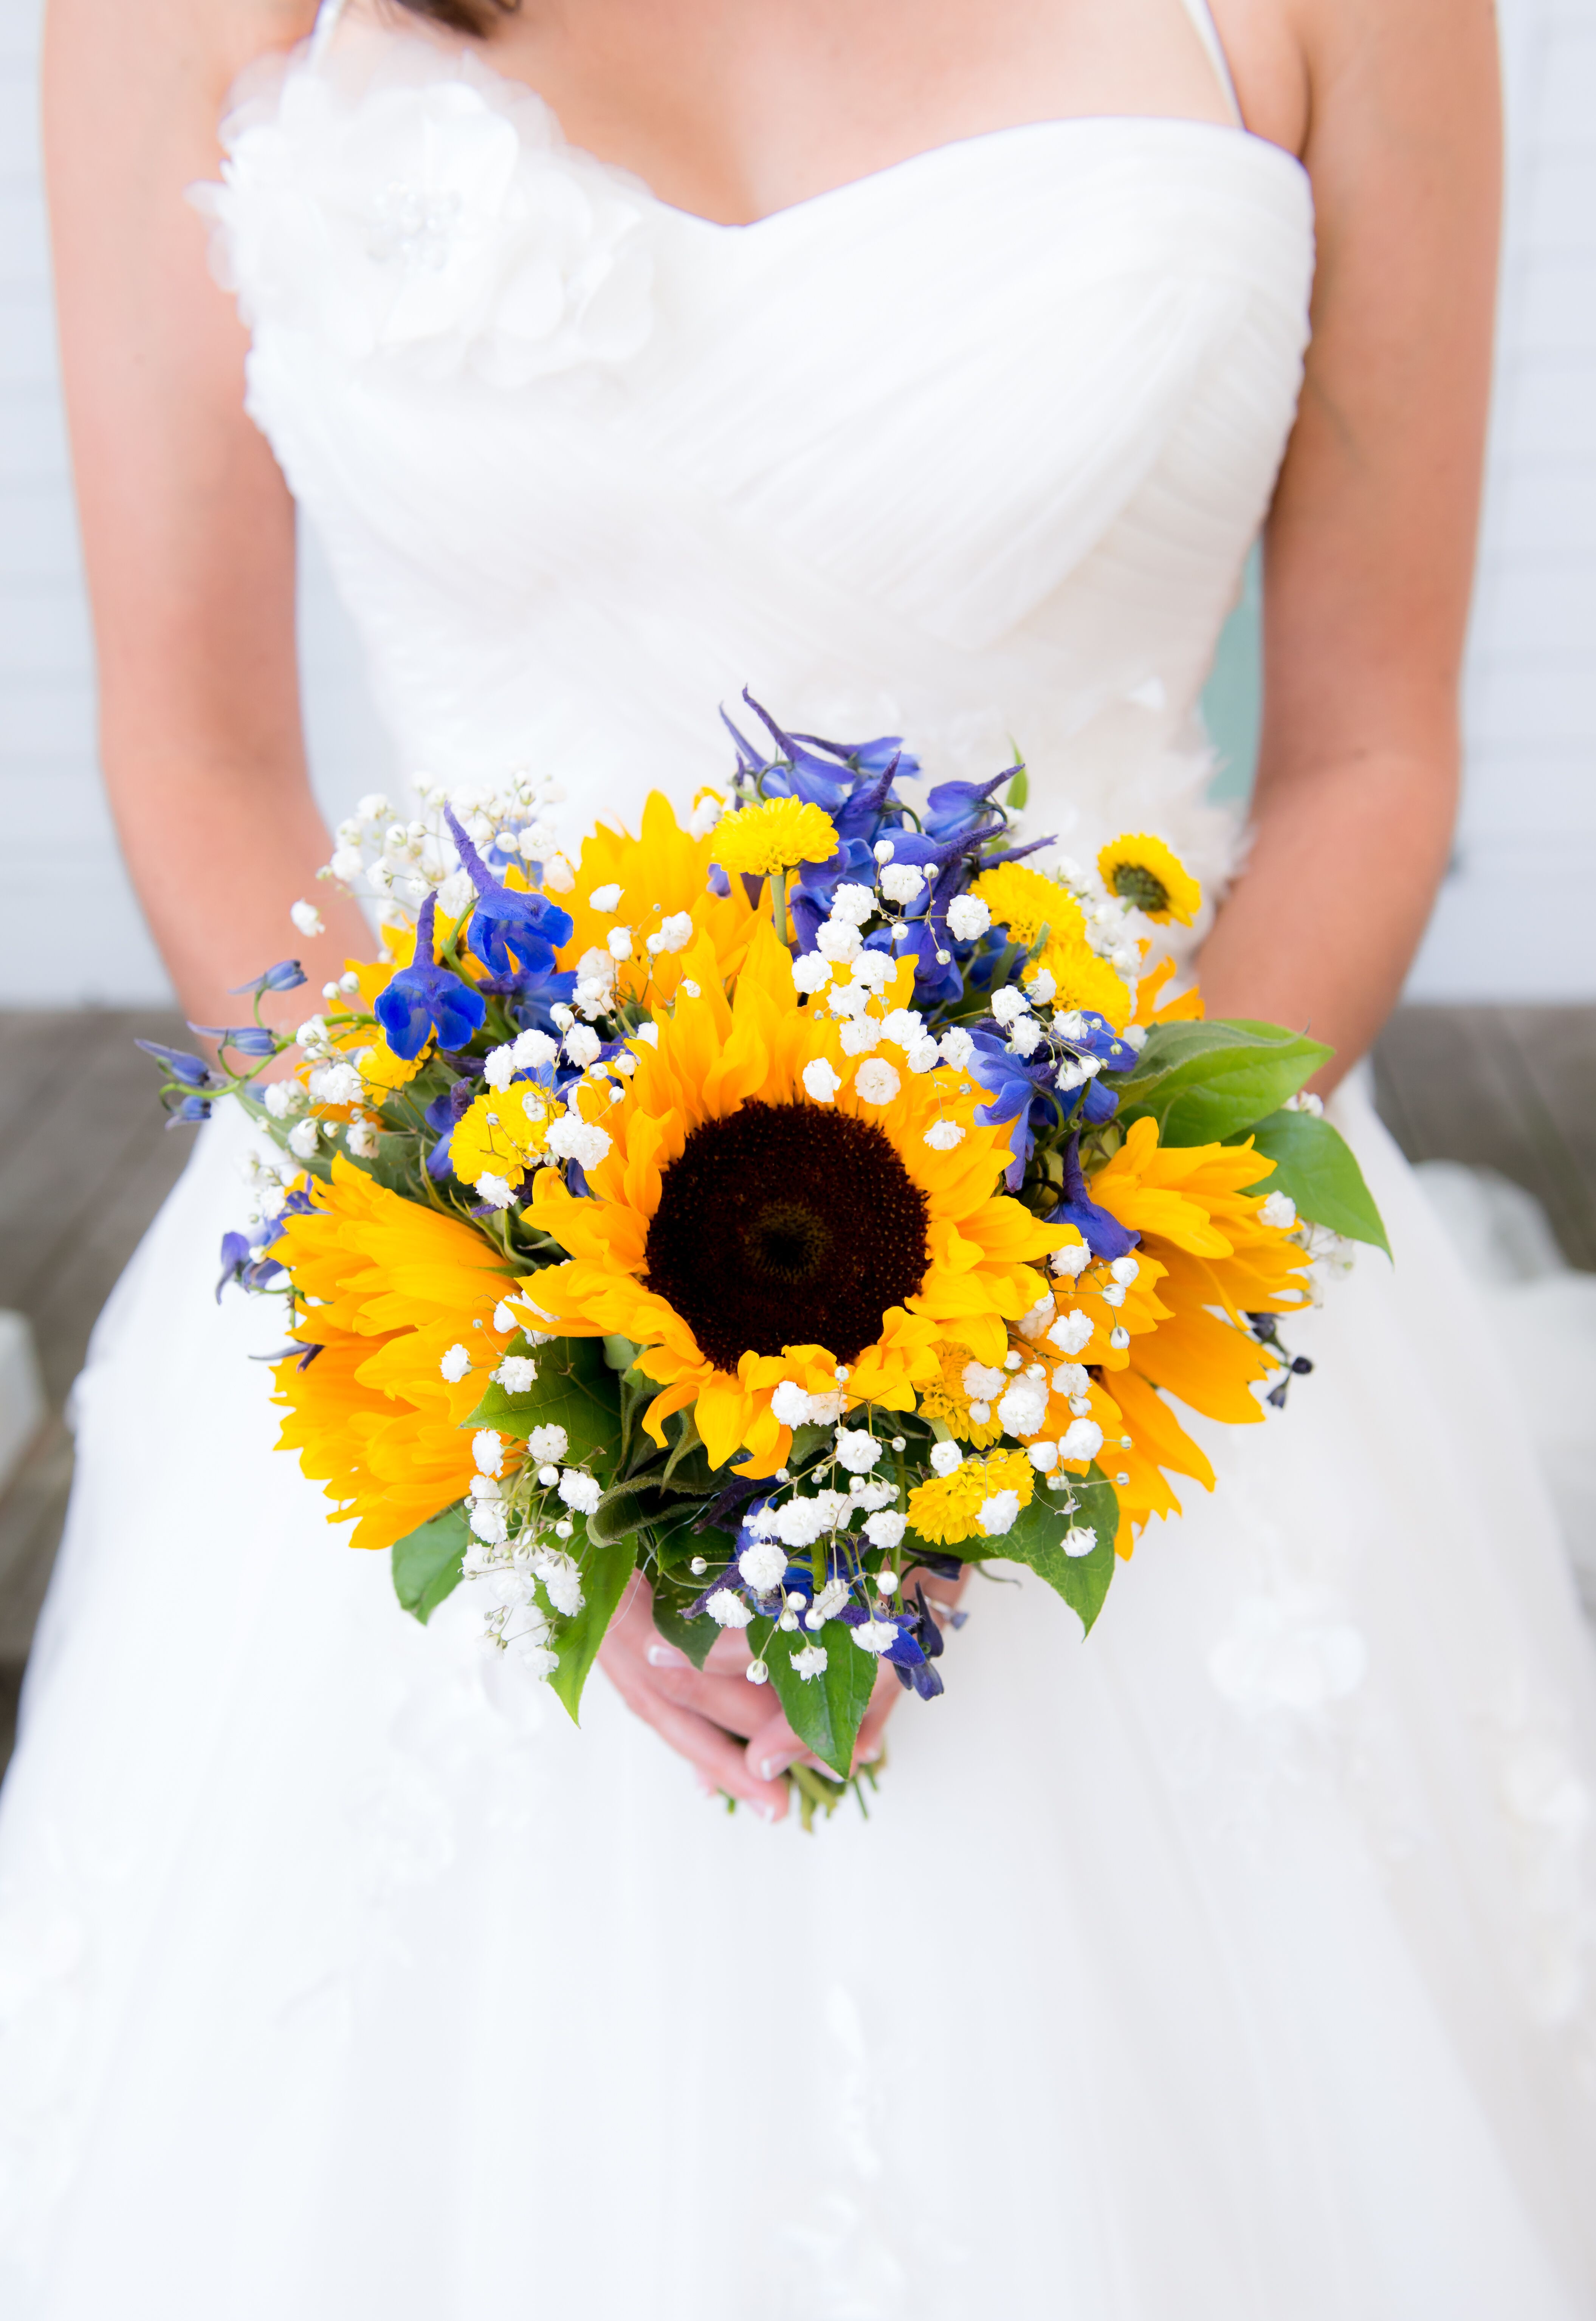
[463,1530,588,1677]
[234,1139,300,1231]
[319,770,569,926]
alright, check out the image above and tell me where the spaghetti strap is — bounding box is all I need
[1176,0,1244,127]
[307,0,349,67]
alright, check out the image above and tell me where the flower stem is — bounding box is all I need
[770,871,788,947]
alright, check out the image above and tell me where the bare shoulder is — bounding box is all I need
[1213,0,1498,164]
[43,0,318,170]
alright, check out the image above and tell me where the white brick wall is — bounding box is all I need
[0,0,1590,1002]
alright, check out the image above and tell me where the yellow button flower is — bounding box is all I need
[906,1448,1036,1547]
[710,796,840,881]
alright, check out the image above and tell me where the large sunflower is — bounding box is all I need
[554,791,761,1009]
[523,924,1067,1474]
[272,1160,519,1548]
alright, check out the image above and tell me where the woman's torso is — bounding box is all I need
[201,0,1314,884]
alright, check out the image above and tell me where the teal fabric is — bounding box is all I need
[1201,542,1262,804]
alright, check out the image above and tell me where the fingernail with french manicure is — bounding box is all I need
[759,1749,800,1782]
[648,1643,688,1668]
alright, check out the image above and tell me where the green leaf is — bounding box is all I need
[761,1617,881,1780]
[1006,763,1029,810]
[991,1475,1120,1637]
[467,1335,619,1474]
[1118,1018,1331,1146]
[642,1510,736,1668]
[1228,1109,1391,1256]
[391,1503,470,1625]
[648,1585,721,1670]
[549,1533,639,1724]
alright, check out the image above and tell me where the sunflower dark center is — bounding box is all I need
[1111,862,1170,915]
[643,1100,930,1374]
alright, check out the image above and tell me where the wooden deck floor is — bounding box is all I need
[1,1003,1593,1773]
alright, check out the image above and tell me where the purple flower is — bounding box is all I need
[444,807,574,985]
[373,892,487,1060]
[186,1022,279,1057]
[966,1029,1058,1188]
[1046,1132,1140,1263]
[136,1039,212,1088]
[229,960,307,996]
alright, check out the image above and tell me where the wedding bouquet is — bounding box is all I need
[143,700,1386,1816]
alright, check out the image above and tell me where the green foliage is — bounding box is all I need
[1229,1109,1391,1256]
[1006,764,1030,811]
[1118,1019,1331,1146]
[647,1508,737,1669]
[391,1503,470,1624]
[761,1617,880,1780]
[550,1534,639,1724]
[468,1335,620,1475]
[983,1474,1119,1636]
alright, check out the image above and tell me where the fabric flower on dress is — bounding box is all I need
[203,43,655,386]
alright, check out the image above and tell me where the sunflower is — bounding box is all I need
[969,862,1134,1029]
[271,1158,519,1548]
[1003,1119,1311,1553]
[1097,833,1202,926]
[906,1448,1036,1547]
[555,791,761,1009]
[710,795,840,881]
[522,923,1067,1474]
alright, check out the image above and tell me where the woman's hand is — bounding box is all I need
[598,1569,962,1822]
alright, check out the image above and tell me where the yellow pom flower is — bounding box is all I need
[451,1082,553,1191]
[970,862,1133,1031]
[522,922,1067,1476]
[907,1448,1036,1547]
[914,1341,1006,1448]
[1041,935,1136,1032]
[710,796,840,880]
[1097,833,1202,926]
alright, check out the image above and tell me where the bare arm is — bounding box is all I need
[1201,0,1500,1084]
[44,0,370,1038]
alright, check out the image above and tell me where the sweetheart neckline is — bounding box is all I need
[298,26,1313,239]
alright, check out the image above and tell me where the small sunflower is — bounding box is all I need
[271,1159,519,1549]
[906,1448,1036,1547]
[523,923,1067,1474]
[969,862,1134,1030]
[711,795,840,880]
[1097,833,1202,926]
[1009,1118,1312,1555]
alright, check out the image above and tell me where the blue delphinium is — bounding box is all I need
[373,891,487,1059]
[1046,1132,1141,1264]
[443,808,576,1011]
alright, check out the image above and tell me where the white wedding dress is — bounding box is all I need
[4,7,1596,2315]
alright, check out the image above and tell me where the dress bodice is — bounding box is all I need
[203,22,1314,885]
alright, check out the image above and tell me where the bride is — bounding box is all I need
[7,0,1595,2311]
